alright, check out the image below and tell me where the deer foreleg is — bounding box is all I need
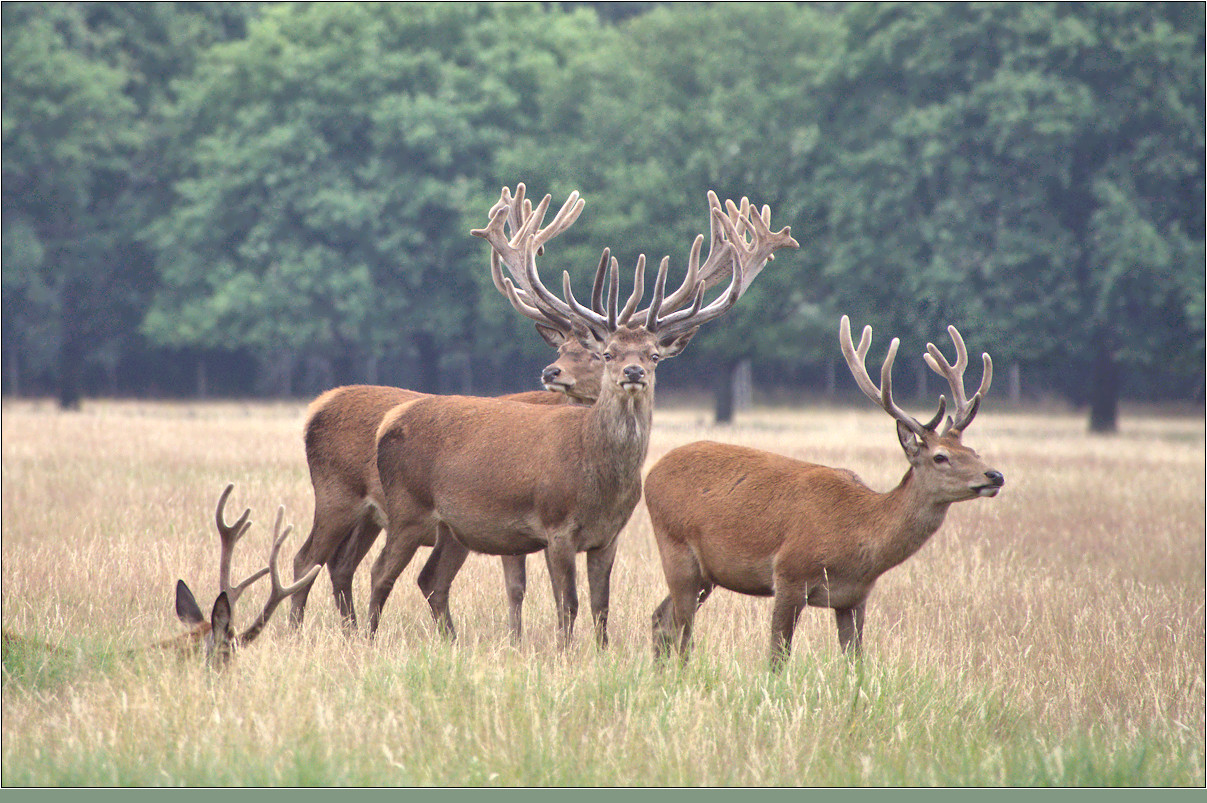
[835,601,866,658]
[769,586,807,672]
[586,540,618,649]
[543,537,578,648]
[501,554,528,645]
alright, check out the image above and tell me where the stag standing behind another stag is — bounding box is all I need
[366,185,798,647]
[645,316,1004,669]
[288,185,608,642]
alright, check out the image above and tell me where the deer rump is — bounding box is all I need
[376,395,643,556]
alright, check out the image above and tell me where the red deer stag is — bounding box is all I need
[288,186,610,640]
[170,483,320,667]
[366,185,798,647]
[645,316,1004,668]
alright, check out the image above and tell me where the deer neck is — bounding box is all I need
[871,468,952,573]
[582,384,655,491]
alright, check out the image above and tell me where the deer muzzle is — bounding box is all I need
[973,470,1005,497]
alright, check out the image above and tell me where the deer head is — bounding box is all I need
[171,484,320,668]
[840,315,1004,502]
[474,185,800,403]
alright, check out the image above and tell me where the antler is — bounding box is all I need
[238,505,321,645]
[646,196,798,341]
[923,325,993,436]
[839,316,946,437]
[215,483,269,606]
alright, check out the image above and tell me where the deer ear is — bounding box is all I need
[534,323,566,348]
[658,328,698,359]
[897,420,924,459]
[572,321,606,354]
[210,592,234,642]
[175,580,205,626]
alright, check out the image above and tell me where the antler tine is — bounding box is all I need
[590,249,610,315]
[839,316,930,436]
[491,251,575,332]
[238,505,321,646]
[615,255,647,326]
[650,194,796,340]
[923,325,993,436]
[717,197,800,297]
[214,483,268,606]
[474,186,596,336]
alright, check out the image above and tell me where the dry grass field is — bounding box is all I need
[2,397,1203,786]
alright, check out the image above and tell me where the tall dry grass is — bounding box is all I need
[2,398,1203,785]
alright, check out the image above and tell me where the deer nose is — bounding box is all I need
[542,366,561,384]
[623,365,645,383]
[984,470,1005,487]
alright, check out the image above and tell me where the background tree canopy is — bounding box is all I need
[2,1,1203,431]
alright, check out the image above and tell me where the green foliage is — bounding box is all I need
[1,2,1202,413]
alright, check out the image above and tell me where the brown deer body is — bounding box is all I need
[366,185,797,646]
[289,187,608,639]
[646,316,1003,668]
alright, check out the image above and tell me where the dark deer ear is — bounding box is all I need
[572,320,606,353]
[534,323,566,348]
[897,420,923,459]
[657,327,697,359]
[175,580,205,626]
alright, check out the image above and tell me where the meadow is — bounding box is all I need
[2,397,1203,786]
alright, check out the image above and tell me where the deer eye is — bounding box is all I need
[650,353,660,363]
[603,352,614,362]
[933,453,949,465]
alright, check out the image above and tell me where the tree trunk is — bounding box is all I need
[1089,336,1119,434]
[57,277,84,410]
[713,359,737,424]
[414,332,440,394]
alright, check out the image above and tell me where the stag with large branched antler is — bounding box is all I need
[168,484,319,668]
[645,316,1004,668]
[366,185,797,647]
[287,185,613,640]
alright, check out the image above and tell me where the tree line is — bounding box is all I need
[3,2,1203,431]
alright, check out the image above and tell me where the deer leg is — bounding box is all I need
[326,511,383,630]
[835,601,866,658]
[290,491,360,628]
[501,554,527,646]
[417,525,470,641]
[654,537,709,661]
[367,515,431,639]
[585,539,619,649]
[769,586,807,672]
[543,537,578,649]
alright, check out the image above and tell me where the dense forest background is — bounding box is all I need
[3,2,1203,431]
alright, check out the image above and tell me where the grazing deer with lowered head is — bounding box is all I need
[646,316,1004,669]
[366,185,798,647]
[288,185,611,642]
[170,483,319,668]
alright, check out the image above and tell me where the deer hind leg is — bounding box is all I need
[652,537,709,661]
[290,488,361,628]
[586,539,619,649]
[367,506,434,639]
[416,525,470,641]
[327,507,384,630]
[834,600,866,658]
[500,554,527,646]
